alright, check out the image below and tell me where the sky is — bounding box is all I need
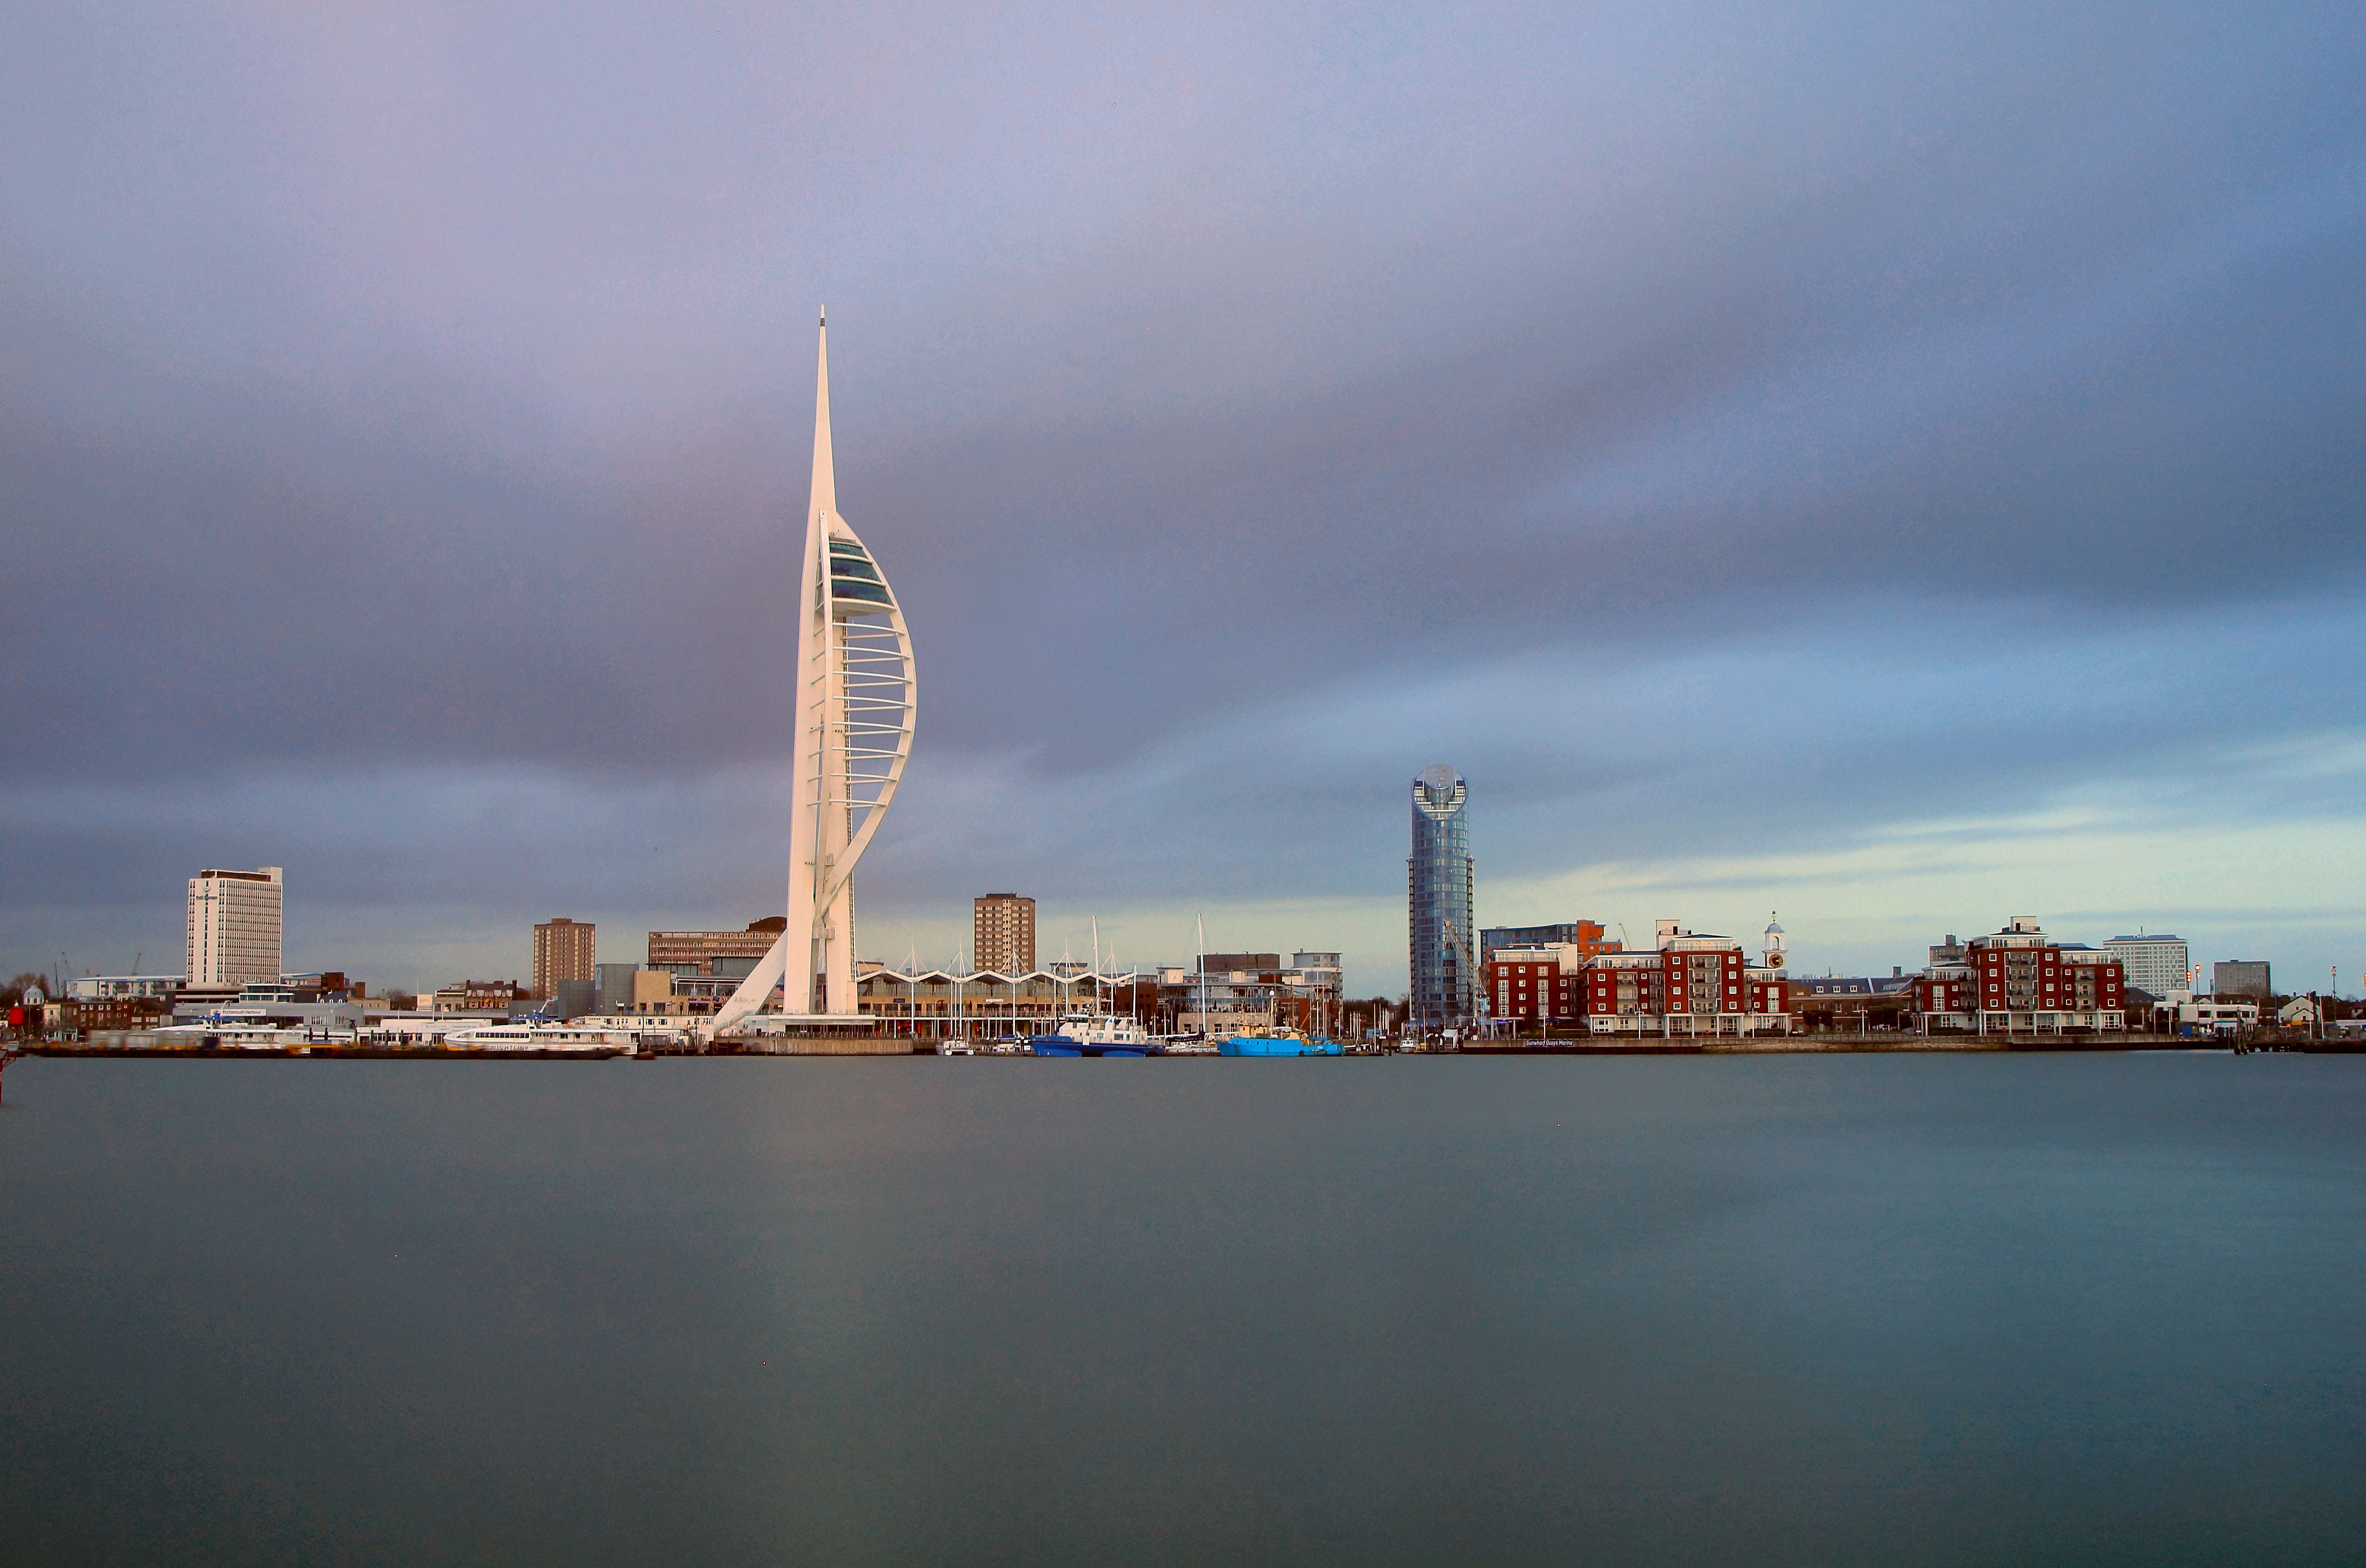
[5,1,2364,997]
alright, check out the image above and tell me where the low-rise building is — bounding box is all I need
[596,962,642,1013]
[1485,945,1585,1025]
[64,974,186,1002]
[1916,917,2126,1035]
[1795,973,1919,1031]
[625,969,691,1016]
[2160,997,2261,1035]
[431,979,532,1014]
[1176,953,1344,1037]
[1572,919,1791,1037]
[852,966,1100,1039]
[57,995,176,1031]
[841,952,1346,1041]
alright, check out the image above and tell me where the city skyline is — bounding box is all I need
[5,5,2364,997]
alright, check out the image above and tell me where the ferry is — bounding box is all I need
[149,1021,348,1052]
[1220,1028,1343,1057]
[438,1021,634,1058]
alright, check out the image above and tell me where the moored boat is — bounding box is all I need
[1220,1029,1342,1057]
[1031,1015,1158,1056]
[438,1021,634,1058]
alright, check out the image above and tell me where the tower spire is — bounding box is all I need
[810,309,836,528]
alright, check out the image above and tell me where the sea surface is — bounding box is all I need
[2,1053,2362,1566]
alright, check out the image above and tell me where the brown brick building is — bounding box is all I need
[973,894,1036,975]
[532,918,597,999]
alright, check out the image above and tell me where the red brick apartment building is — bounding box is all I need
[1913,916,2127,1036]
[1485,949,1581,1024]
[1490,919,1793,1038]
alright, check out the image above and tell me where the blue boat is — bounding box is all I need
[1219,1032,1342,1057]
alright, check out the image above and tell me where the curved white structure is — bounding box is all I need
[711,316,917,1034]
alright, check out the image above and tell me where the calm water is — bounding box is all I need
[3,1053,2362,1566]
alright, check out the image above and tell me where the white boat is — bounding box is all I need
[1047,1014,1158,1055]
[151,1021,343,1051]
[941,1040,978,1056]
[440,1021,634,1057]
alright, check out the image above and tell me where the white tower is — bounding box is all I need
[710,315,917,1034]
[1763,913,1786,971]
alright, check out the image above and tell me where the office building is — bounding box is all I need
[2213,960,2273,1001]
[186,867,284,987]
[649,918,786,974]
[1408,764,1476,1027]
[973,894,1037,974]
[532,917,596,1000]
[2104,933,2190,997]
[1479,920,1618,965]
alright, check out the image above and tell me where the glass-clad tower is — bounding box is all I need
[1408,764,1476,1027]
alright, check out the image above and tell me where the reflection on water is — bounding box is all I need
[3,1054,2362,1566]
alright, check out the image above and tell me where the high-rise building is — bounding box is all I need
[1408,764,1476,1027]
[974,894,1036,974]
[186,867,283,986]
[532,917,597,1000]
[2105,933,2190,997]
[2213,960,2272,1001]
[711,314,917,1032]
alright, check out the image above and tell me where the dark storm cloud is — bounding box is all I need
[5,1,2364,984]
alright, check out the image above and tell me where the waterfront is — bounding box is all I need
[3,1056,2363,1565]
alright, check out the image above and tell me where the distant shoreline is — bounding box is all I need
[19,1033,2360,1060]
